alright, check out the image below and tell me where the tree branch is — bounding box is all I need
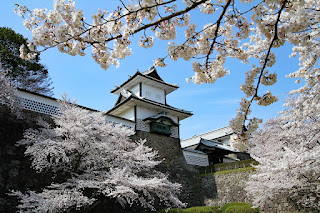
[205,0,233,66]
[240,0,288,134]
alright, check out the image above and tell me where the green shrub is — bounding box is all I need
[183,206,221,213]
[157,204,260,213]
[214,159,258,171]
[214,167,255,175]
[156,206,221,213]
[199,159,259,174]
[220,202,251,212]
[224,205,259,213]
[199,167,255,177]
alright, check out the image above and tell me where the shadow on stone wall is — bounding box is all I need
[0,106,56,212]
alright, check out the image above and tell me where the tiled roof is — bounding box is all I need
[141,66,164,81]
[198,138,237,152]
[111,66,178,94]
[143,111,179,126]
[183,148,207,155]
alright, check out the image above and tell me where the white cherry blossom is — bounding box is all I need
[246,82,320,211]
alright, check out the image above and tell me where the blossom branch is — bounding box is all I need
[205,0,232,65]
[230,0,288,150]
[104,0,207,42]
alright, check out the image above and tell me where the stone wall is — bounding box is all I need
[131,131,212,207]
[201,170,298,212]
[202,170,254,207]
[0,106,55,212]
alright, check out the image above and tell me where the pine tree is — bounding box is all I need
[0,27,53,96]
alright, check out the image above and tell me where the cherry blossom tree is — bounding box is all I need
[0,64,19,113]
[10,99,184,212]
[246,82,320,211]
[14,0,320,148]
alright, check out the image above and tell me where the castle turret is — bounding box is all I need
[108,66,192,138]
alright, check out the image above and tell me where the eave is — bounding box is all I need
[195,138,238,154]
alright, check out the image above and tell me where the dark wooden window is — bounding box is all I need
[150,122,171,135]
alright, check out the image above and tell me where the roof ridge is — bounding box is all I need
[141,66,164,82]
[110,69,179,94]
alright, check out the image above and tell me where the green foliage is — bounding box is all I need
[0,27,53,95]
[214,167,255,175]
[183,206,221,213]
[199,167,255,177]
[224,205,259,213]
[156,206,221,213]
[199,159,258,174]
[157,203,261,213]
[220,202,249,212]
[220,202,259,213]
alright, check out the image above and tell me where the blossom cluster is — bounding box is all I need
[0,66,20,115]
[229,97,263,151]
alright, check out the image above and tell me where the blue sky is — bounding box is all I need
[1,0,302,139]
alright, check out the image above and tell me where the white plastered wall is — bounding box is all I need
[15,90,62,116]
[136,106,156,120]
[15,90,61,108]
[136,106,178,123]
[219,137,231,146]
[142,83,165,104]
[129,84,140,97]
[104,115,135,128]
[15,90,136,129]
[117,108,135,121]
